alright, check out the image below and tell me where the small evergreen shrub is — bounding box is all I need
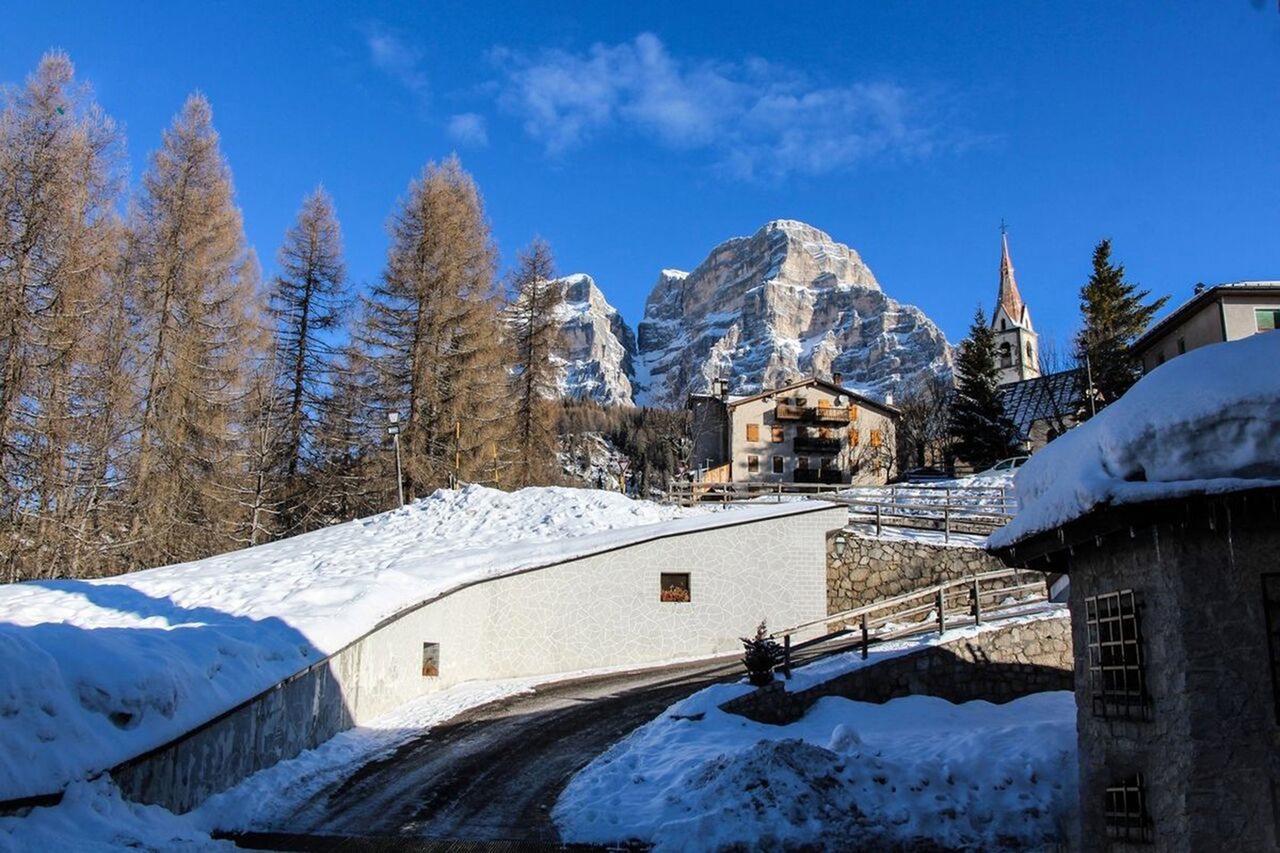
[740,620,783,686]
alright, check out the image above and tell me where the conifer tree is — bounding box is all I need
[360,156,505,496]
[1075,239,1168,412]
[0,52,124,580]
[127,93,260,566]
[504,238,564,487]
[948,308,1020,470]
[268,188,347,529]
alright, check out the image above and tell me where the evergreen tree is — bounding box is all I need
[504,238,564,487]
[268,188,347,529]
[948,307,1020,470]
[359,155,506,495]
[127,93,260,567]
[1075,239,1168,412]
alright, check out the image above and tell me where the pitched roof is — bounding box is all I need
[998,368,1085,440]
[692,375,900,416]
[1132,280,1280,352]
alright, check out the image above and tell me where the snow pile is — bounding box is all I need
[0,485,788,801]
[553,688,1075,851]
[990,333,1280,547]
[0,777,229,853]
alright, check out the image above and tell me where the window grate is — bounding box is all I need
[1085,590,1150,720]
[1264,574,1280,725]
[1104,774,1153,843]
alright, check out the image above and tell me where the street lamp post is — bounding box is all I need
[387,412,405,508]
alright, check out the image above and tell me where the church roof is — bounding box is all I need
[998,368,1085,440]
[993,231,1029,327]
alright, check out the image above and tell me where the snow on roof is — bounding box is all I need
[998,369,1085,440]
[1134,280,1280,351]
[989,333,1280,549]
[0,486,834,801]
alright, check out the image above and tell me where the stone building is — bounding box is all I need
[688,375,899,486]
[1132,280,1280,374]
[990,488,1280,850]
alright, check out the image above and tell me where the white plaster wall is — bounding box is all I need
[345,504,843,722]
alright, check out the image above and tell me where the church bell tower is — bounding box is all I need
[991,226,1040,385]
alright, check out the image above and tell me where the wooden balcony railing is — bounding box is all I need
[774,403,851,424]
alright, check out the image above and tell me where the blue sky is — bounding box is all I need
[3,0,1279,345]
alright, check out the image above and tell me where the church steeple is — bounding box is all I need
[995,224,1028,328]
[990,225,1041,384]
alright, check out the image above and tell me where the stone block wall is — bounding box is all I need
[722,613,1073,725]
[826,532,1016,625]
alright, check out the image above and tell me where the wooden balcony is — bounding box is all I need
[774,403,851,424]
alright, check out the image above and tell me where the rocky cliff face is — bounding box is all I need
[553,274,638,407]
[634,220,952,407]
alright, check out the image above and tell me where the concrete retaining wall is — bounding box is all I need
[111,504,846,812]
[722,613,1073,724]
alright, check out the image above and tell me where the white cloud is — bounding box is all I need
[364,22,428,98]
[447,112,488,147]
[489,33,958,179]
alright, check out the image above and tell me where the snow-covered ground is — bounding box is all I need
[553,608,1075,851]
[991,332,1280,547]
[0,485,840,802]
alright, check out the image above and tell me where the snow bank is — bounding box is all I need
[0,486,823,801]
[553,685,1075,850]
[990,333,1280,548]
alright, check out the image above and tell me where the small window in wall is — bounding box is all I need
[1257,308,1280,332]
[848,428,859,446]
[422,642,440,677]
[1176,337,1186,355]
[747,454,759,473]
[745,423,760,442]
[999,342,1013,367]
[1263,573,1280,724]
[660,572,691,602]
[1085,590,1150,720]
[771,424,785,443]
[772,455,785,474]
[869,429,882,448]
[1104,774,1153,844]
[1026,341,1034,360]
[797,456,810,470]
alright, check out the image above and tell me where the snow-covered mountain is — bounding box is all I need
[553,274,638,407]
[633,220,952,407]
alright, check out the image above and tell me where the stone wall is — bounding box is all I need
[722,613,1073,725]
[109,504,847,813]
[826,532,1013,622]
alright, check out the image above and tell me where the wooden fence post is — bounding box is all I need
[860,613,869,660]
[972,578,982,625]
[936,589,946,635]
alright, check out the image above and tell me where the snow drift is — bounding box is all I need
[0,486,782,802]
[989,332,1280,547]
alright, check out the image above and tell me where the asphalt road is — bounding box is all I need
[222,637,861,851]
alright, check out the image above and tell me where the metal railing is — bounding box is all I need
[772,568,1049,673]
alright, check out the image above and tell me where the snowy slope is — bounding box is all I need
[634,220,952,406]
[990,332,1280,547]
[554,610,1075,850]
[0,486,830,801]
[552,273,638,406]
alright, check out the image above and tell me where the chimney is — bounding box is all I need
[832,371,843,386]
[1193,282,1206,294]
[713,378,729,401]
[884,392,894,406]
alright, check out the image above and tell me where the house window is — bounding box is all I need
[869,429,882,448]
[745,423,759,442]
[1176,337,1186,354]
[1026,341,1034,360]
[999,342,1013,367]
[1264,573,1280,724]
[747,454,759,473]
[772,455,784,474]
[422,642,440,677]
[771,424,784,443]
[848,406,858,421]
[1085,590,1150,720]
[660,572,691,602]
[1104,774,1153,844]
[848,428,859,446]
[797,456,810,470]
[1257,308,1280,332]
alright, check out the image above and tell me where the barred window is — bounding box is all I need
[1264,573,1280,724]
[1085,590,1150,719]
[1104,774,1153,844]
